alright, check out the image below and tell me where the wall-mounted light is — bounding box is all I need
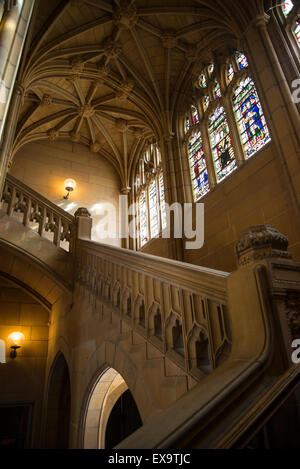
[7,332,25,359]
[63,178,76,199]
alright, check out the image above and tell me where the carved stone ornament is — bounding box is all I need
[47,128,59,142]
[236,225,292,266]
[113,1,138,29]
[74,207,91,218]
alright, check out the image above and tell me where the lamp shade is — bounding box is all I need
[64,178,76,192]
[7,332,25,347]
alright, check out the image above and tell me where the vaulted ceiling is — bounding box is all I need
[14,0,267,189]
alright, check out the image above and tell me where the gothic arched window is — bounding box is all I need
[233,77,271,159]
[294,18,300,46]
[281,1,299,49]
[184,51,271,199]
[208,106,236,183]
[188,130,210,201]
[282,0,294,17]
[135,144,167,248]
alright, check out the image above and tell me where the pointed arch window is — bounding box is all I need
[227,64,234,84]
[192,105,199,124]
[213,80,222,99]
[208,107,236,182]
[185,50,271,199]
[236,51,248,70]
[159,173,167,230]
[208,64,214,76]
[185,115,190,132]
[282,0,294,16]
[294,19,300,47]
[233,77,271,159]
[149,179,159,238]
[135,144,167,248]
[188,130,210,201]
[139,190,148,247]
[203,95,210,111]
[199,73,206,88]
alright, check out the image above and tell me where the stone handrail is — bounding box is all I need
[115,225,300,449]
[76,238,230,380]
[1,174,75,252]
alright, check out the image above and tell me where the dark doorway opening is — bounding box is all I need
[105,389,142,448]
[0,405,32,449]
[45,353,71,448]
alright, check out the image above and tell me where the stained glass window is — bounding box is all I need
[185,116,190,133]
[139,190,148,246]
[236,51,248,70]
[203,95,210,112]
[159,174,167,230]
[149,180,159,238]
[294,19,300,47]
[282,0,294,16]
[208,107,236,182]
[192,105,199,124]
[188,131,210,200]
[208,64,214,76]
[199,74,206,88]
[227,64,234,84]
[233,77,271,159]
[213,81,222,99]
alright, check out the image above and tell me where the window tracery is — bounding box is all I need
[185,51,271,201]
[135,144,167,248]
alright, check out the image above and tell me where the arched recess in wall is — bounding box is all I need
[82,366,143,449]
[44,352,71,449]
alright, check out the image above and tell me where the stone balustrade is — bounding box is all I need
[1,174,76,252]
[76,239,231,381]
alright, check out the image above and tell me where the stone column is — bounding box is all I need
[160,133,183,260]
[120,187,130,249]
[0,82,24,195]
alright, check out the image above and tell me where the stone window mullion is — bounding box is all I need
[223,93,245,167]
[200,118,217,189]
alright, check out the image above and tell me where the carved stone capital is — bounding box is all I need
[41,94,53,106]
[90,142,100,153]
[14,82,25,97]
[70,56,84,75]
[251,13,270,30]
[121,186,131,195]
[70,131,81,142]
[236,225,292,266]
[104,41,122,59]
[163,132,175,142]
[47,128,59,142]
[75,207,91,218]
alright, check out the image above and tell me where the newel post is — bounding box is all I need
[235,225,300,369]
[74,208,92,241]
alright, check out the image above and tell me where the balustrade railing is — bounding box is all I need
[76,239,230,380]
[1,174,75,252]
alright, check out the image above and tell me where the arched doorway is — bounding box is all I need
[45,353,71,449]
[83,367,143,449]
